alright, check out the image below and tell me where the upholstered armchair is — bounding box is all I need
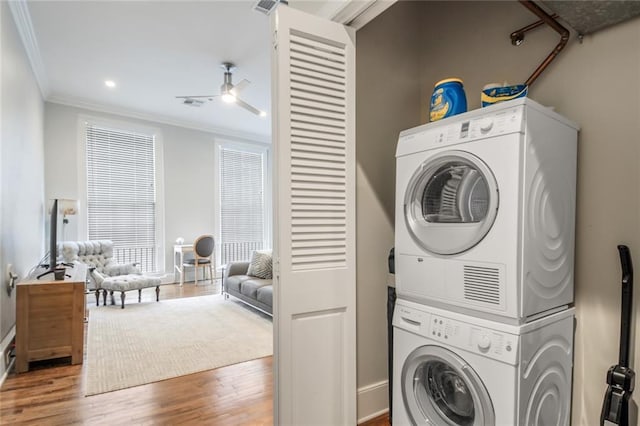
[60,240,162,309]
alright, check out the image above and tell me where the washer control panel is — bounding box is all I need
[427,314,519,365]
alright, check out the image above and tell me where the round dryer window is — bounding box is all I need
[401,346,495,426]
[404,151,499,255]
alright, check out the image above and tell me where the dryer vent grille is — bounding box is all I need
[463,265,501,305]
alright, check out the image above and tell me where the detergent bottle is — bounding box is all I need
[429,78,467,122]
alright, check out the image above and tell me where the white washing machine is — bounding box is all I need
[393,298,575,425]
[395,98,579,323]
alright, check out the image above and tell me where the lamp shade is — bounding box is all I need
[50,199,79,216]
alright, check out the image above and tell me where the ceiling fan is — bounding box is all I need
[176,62,266,117]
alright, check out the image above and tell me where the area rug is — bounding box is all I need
[85,294,272,396]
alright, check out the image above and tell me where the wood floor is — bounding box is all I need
[1,280,273,425]
[1,280,390,425]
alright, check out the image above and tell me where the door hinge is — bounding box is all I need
[273,30,278,50]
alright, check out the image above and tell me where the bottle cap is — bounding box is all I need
[435,78,463,87]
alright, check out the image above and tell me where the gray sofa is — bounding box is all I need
[223,261,273,315]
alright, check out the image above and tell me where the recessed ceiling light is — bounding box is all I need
[104,80,116,88]
[259,111,267,117]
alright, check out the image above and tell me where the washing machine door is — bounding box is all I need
[402,345,495,426]
[404,151,498,255]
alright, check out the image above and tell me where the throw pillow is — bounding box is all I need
[247,250,273,279]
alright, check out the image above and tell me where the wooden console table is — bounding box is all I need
[16,263,87,373]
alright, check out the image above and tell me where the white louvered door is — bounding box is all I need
[271,5,356,425]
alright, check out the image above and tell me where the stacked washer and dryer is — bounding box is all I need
[393,98,579,425]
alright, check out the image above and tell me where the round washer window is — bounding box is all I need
[402,346,495,426]
[418,361,475,424]
[404,151,499,255]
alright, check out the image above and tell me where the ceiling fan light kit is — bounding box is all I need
[176,62,266,117]
[221,93,236,103]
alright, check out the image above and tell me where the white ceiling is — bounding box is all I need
[26,1,273,140]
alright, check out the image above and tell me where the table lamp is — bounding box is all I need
[58,199,79,242]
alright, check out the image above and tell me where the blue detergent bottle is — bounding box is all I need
[429,78,467,122]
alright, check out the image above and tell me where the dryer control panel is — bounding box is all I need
[397,104,525,157]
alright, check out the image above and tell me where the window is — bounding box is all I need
[218,143,269,265]
[85,123,159,272]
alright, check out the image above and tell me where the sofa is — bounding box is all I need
[223,261,273,315]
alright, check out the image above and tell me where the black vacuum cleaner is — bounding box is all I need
[600,245,635,426]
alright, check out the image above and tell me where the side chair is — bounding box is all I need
[183,234,215,285]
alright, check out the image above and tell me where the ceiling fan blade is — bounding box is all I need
[236,97,263,116]
[230,79,251,95]
[175,95,219,100]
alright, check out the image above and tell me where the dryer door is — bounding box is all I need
[404,151,498,255]
[401,345,495,426]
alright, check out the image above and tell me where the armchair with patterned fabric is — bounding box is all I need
[60,240,162,309]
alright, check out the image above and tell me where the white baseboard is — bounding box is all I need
[0,326,16,388]
[357,379,389,424]
[159,273,175,285]
[159,272,222,286]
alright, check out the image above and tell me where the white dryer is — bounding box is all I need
[393,298,575,426]
[395,98,579,323]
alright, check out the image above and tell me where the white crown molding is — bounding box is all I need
[47,94,271,144]
[8,0,50,98]
[332,0,397,30]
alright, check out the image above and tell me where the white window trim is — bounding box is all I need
[213,137,272,268]
[76,114,166,273]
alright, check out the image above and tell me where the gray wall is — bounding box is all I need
[355,0,422,409]
[43,102,267,279]
[0,2,45,375]
[357,0,640,422]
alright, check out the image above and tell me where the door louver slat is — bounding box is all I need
[291,74,345,93]
[292,149,345,162]
[290,33,346,56]
[292,113,346,129]
[293,228,345,235]
[291,106,346,122]
[291,97,346,114]
[291,69,345,87]
[292,159,344,171]
[292,122,346,137]
[291,128,345,142]
[291,58,345,80]
[292,139,346,153]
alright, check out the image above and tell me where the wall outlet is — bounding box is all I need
[3,339,15,369]
[6,264,18,296]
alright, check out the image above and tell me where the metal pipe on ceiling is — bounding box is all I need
[517,0,570,87]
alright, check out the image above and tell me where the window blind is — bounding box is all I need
[220,147,265,264]
[86,124,157,272]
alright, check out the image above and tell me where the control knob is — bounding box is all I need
[479,118,494,133]
[477,333,491,352]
